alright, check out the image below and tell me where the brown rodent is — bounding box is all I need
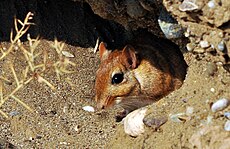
[95,35,187,115]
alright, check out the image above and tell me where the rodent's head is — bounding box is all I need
[95,42,140,110]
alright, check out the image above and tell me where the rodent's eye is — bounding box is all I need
[112,73,124,84]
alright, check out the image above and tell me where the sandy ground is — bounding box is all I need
[0,38,229,148]
[0,0,229,148]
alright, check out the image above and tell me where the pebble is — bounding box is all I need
[158,8,184,39]
[205,62,217,76]
[186,43,195,51]
[158,20,184,39]
[193,47,205,53]
[123,107,147,137]
[62,51,74,58]
[224,112,230,120]
[224,120,230,131]
[143,116,168,129]
[179,0,199,12]
[210,88,215,92]
[217,41,226,52]
[82,106,95,112]
[207,1,215,8]
[9,111,20,116]
[199,40,210,48]
[186,107,194,115]
[211,98,230,112]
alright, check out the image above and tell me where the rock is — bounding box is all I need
[217,41,226,52]
[158,8,184,39]
[143,115,168,130]
[194,47,205,53]
[207,0,215,8]
[186,43,195,51]
[199,40,210,48]
[211,98,230,112]
[179,0,199,12]
[224,120,230,131]
[82,106,95,112]
[224,112,230,120]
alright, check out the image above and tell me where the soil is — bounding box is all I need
[0,0,230,148]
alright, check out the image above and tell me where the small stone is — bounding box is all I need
[210,88,215,92]
[82,106,95,112]
[186,107,194,115]
[184,32,190,37]
[199,40,209,48]
[62,51,74,58]
[158,8,184,39]
[224,120,230,131]
[158,20,184,39]
[205,62,217,76]
[207,1,215,8]
[9,111,20,116]
[194,48,205,53]
[224,112,230,120]
[186,43,195,51]
[217,41,226,52]
[179,0,199,12]
[211,98,230,112]
[143,116,168,130]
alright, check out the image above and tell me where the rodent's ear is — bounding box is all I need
[99,42,110,60]
[121,45,139,69]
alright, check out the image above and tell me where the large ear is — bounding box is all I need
[121,45,139,69]
[99,42,110,60]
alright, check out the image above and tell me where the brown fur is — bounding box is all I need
[95,38,187,112]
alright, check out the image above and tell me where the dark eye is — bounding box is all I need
[112,73,124,84]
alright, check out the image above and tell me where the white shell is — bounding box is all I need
[169,113,186,123]
[62,51,75,58]
[224,120,230,131]
[211,98,230,112]
[123,107,147,137]
[82,106,95,112]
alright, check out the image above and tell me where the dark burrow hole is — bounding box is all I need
[0,0,188,99]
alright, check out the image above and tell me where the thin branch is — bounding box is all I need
[0,110,8,118]
[10,63,19,87]
[11,95,34,112]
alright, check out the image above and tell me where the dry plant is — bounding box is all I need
[0,12,76,118]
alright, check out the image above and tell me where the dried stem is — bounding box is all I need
[11,95,34,112]
[0,110,8,118]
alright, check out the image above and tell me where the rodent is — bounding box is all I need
[95,34,187,118]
